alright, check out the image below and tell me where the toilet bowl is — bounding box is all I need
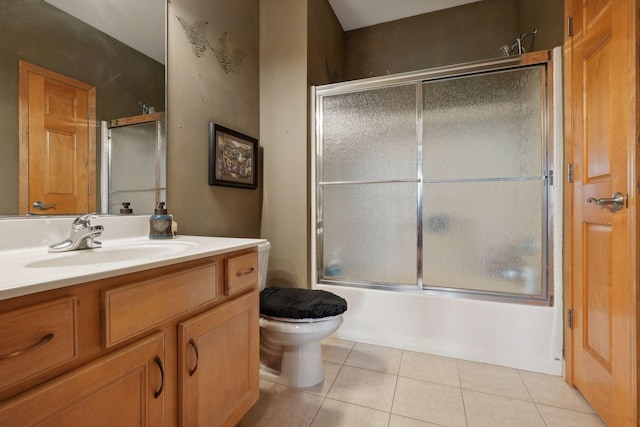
[257,242,347,388]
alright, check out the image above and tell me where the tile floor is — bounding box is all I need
[240,338,606,427]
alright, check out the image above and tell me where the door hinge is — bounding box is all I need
[567,309,573,329]
[548,170,554,186]
[567,163,574,183]
[567,17,574,37]
[88,108,92,119]
[88,184,92,196]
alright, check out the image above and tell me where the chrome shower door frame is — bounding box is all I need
[311,49,558,305]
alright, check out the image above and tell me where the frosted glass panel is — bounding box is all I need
[321,84,417,182]
[422,181,543,295]
[110,123,157,192]
[322,183,417,285]
[315,57,552,303]
[423,67,544,180]
[158,119,167,191]
[107,119,165,214]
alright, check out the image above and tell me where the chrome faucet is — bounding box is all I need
[48,214,104,253]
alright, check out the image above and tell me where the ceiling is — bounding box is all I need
[43,0,165,64]
[328,0,482,31]
[42,0,480,65]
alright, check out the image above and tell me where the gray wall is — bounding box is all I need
[0,0,164,215]
[167,0,260,238]
[259,0,345,290]
[260,0,309,288]
[308,0,345,86]
[517,0,564,53]
[343,0,563,81]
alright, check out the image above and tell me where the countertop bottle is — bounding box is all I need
[120,202,133,214]
[149,202,173,239]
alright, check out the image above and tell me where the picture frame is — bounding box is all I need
[208,123,258,189]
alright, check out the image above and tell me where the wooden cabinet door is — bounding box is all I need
[178,291,259,427]
[0,333,165,426]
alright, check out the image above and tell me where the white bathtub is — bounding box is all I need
[317,283,563,375]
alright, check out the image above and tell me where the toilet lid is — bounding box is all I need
[260,286,347,320]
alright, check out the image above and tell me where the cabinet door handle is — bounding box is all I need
[154,356,164,399]
[189,338,199,376]
[0,333,54,360]
[236,267,255,277]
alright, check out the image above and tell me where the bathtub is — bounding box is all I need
[317,283,563,375]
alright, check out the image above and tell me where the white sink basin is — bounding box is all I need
[25,241,197,268]
[0,230,266,302]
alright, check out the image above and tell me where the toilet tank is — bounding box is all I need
[258,241,271,291]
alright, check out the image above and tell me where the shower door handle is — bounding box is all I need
[587,192,625,211]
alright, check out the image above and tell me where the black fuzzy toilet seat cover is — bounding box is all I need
[260,286,347,319]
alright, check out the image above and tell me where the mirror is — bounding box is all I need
[0,0,166,216]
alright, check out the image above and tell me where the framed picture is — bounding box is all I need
[208,123,258,189]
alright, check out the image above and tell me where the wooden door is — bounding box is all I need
[564,1,637,425]
[0,333,165,426]
[178,291,259,427]
[19,60,96,215]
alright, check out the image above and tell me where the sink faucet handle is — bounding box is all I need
[72,213,98,228]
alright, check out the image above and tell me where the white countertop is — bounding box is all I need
[0,216,266,301]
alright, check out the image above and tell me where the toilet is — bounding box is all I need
[257,242,347,388]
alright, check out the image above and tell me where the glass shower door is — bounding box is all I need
[314,52,555,303]
[319,84,419,287]
[102,113,166,214]
[421,66,548,296]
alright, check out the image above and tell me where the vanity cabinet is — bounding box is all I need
[178,290,259,427]
[0,297,77,393]
[0,247,259,426]
[0,333,165,425]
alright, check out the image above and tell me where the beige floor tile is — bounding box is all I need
[392,376,467,427]
[239,380,324,427]
[389,414,443,427]
[305,361,342,397]
[310,398,390,427]
[537,404,606,427]
[518,370,596,414]
[326,365,398,412]
[458,359,531,401]
[462,389,545,427]
[322,337,355,364]
[399,350,460,387]
[344,342,403,374]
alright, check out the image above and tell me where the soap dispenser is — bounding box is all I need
[149,202,173,239]
[120,202,133,214]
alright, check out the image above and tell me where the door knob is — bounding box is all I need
[587,192,625,211]
[33,201,56,210]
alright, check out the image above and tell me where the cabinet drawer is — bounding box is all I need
[0,298,77,391]
[225,252,258,296]
[0,332,165,426]
[103,259,218,347]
